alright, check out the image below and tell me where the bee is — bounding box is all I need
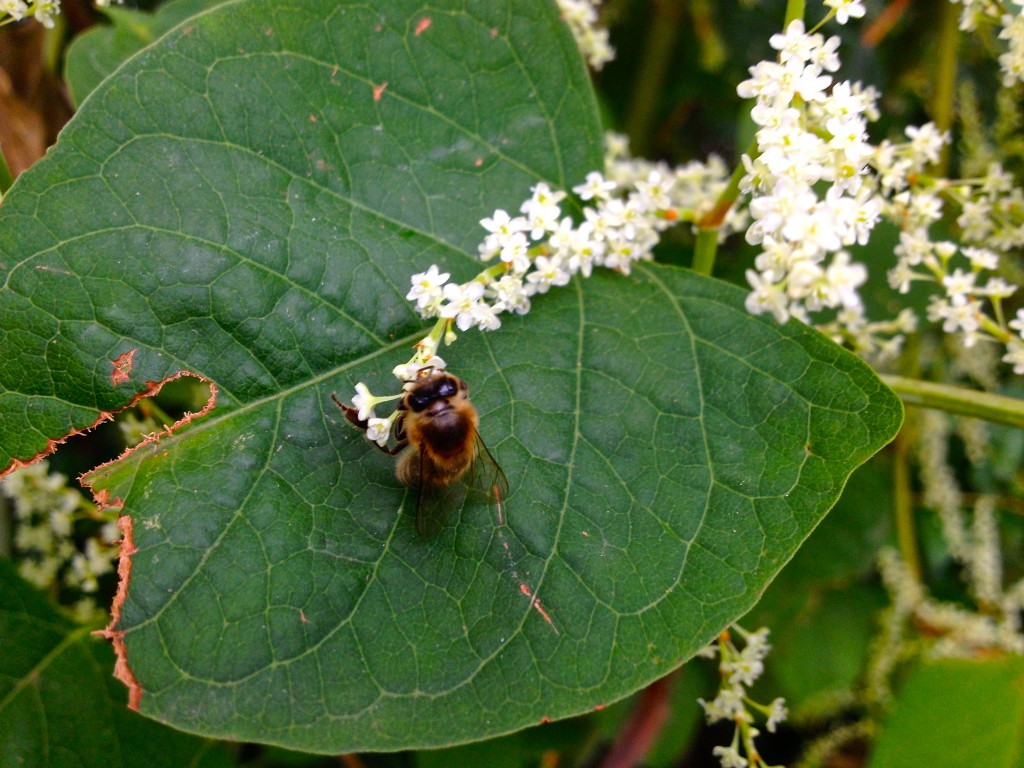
[333,368,508,538]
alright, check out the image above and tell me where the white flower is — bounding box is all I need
[963,246,999,271]
[471,301,502,331]
[942,268,976,299]
[982,276,1016,298]
[499,231,532,274]
[1010,308,1024,335]
[824,0,866,25]
[633,170,675,211]
[712,745,749,768]
[366,417,392,447]
[572,170,617,201]
[407,264,450,314]
[520,182,566,240]
[825,251,867,309]
[351,382,376,421]
[928,294,983,341]
[479,209,529,261]
[0,0,28,20]
[766,697,788,732]
[68,538,114,593]
[33,0,60,27]
[525,254,572,294]
[745,269,790,324]
[905,123,948,165]
[441,281,487,331]
[489,274,531,315]
[1003,339,1024,375]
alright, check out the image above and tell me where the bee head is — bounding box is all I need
[406,372,466,413]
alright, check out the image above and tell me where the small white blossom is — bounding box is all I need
[1003,339,1024,375]
[942,268,976,299]
[441,280,487,331]
[963,246,998,271]
[32,0,59,26]
[525,254,572,294]
[572,170,617,201]
[905,123,948,165]
[765,697,788,732]
[824,0,866,25]
[407,264,450,316]
[479,209,529,261]
[365,417,392,447]
[0,0,29,20]
[488,274,531,315]
[351,382,376,421]
[499,231,532,274]
[712,745,749,768]
[520,182,566,240]
[745,269,790,324]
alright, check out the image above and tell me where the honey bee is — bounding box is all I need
[333,368,508,537]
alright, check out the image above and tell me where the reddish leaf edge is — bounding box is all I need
[80,368,219,711]
[2,356,219,711]
[1,350,216,479]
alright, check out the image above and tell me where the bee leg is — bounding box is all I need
[395,447,419,487]
[331,393,369,430]
[331,392,407,456]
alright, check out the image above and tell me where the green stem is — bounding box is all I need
[784,0,805,26]
[692,228,719,276]
[693,137,756,276]
[930,0,959,177]
[624,0,684,157]
[881,374,1024,429]
[890,336,922,581]
[892,426,921,581]
[138,398,175,428]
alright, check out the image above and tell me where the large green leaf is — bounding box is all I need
[0,559,231,768]
[0,0,902,753]
[869,657,1024,768]
[64,0,226,107]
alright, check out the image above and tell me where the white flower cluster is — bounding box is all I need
[0,0,60,27]
[879,546,1024,661]
[603,134,748,239]
[886,157,1024,370]
[738,19,883,330]
[1,461,118,617]
[556,0,615,70]
[407,166,695,334]
[739,13,1024,370]
[699,626,788,768]
[953,0,1024,87]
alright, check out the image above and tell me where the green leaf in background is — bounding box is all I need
[0,0,902,754]
[746,457,893,716]
[64,0,228,107]
[869,657,1024,768]
[0,559,232,768]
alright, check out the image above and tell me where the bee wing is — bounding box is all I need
[463,430,509,508]
[414,450,468,539]
[414,431,508,538]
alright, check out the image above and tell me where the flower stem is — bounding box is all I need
[881,374,1024,429]
[692,228,719,276]
[929,0,959,176]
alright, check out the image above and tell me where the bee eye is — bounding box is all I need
[439,380,457,397]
